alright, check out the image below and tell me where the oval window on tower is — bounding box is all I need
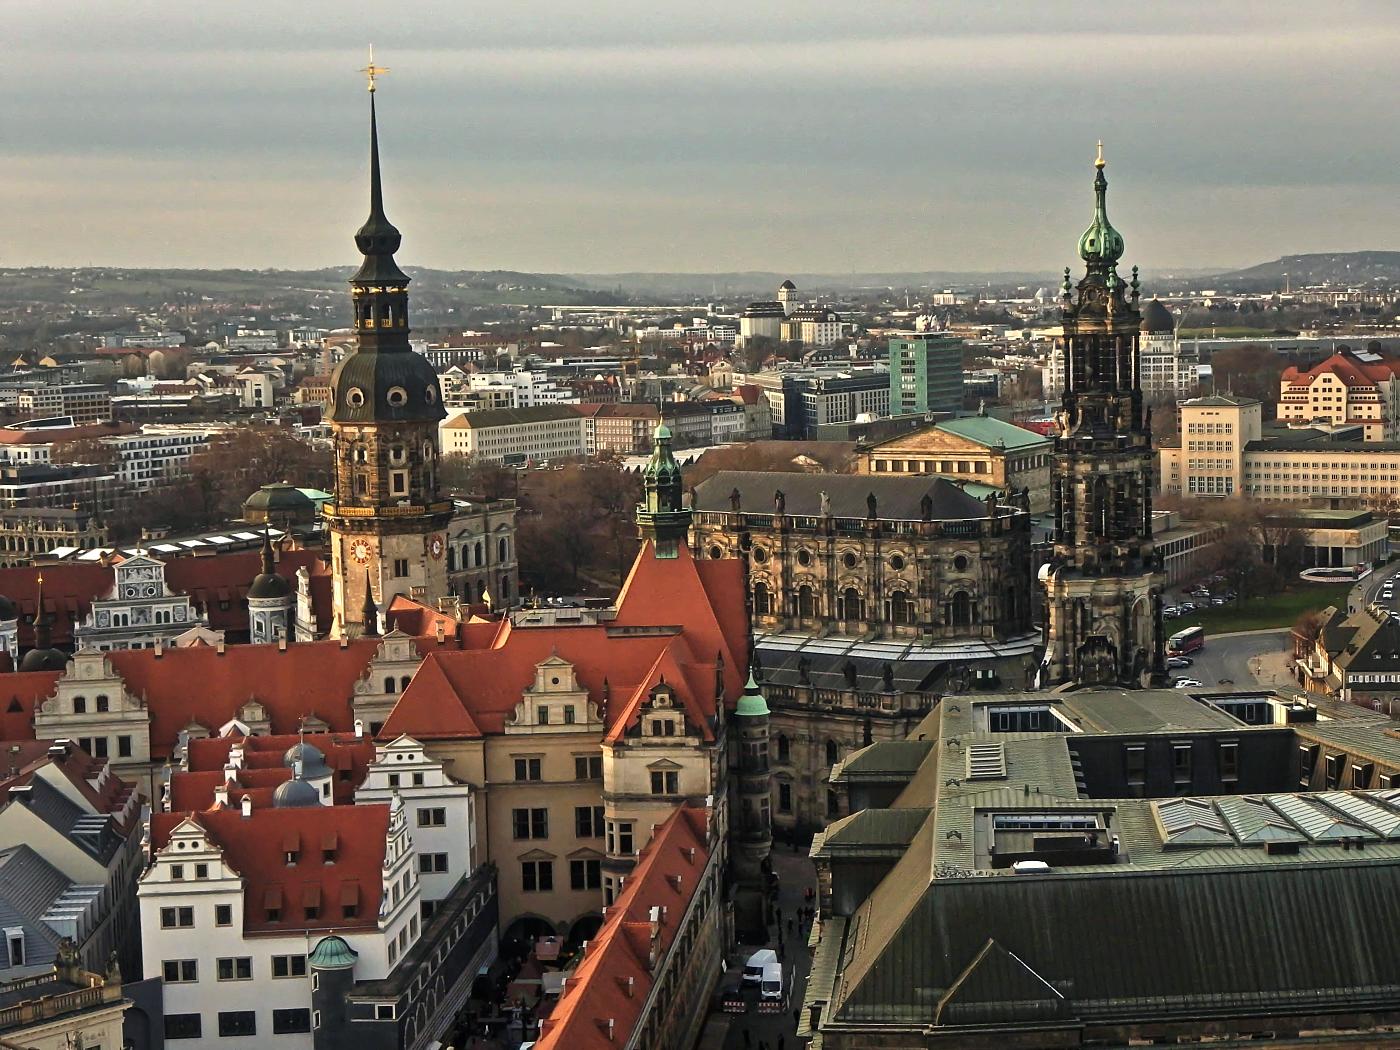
[386,386,409,408]
[346,387,366,409]
[424,385,438,404]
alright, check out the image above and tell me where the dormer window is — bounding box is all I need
[650,719,676,737]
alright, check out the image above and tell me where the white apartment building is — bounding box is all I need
[466,371,578,408]
[16,385,112,425]
[139,796,423,1049]
[439,406,586,465]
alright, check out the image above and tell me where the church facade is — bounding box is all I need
[1041,146,1167,688]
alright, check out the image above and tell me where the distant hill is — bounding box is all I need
[1213,252,1400,288]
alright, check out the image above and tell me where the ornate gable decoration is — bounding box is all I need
[505,655,603,734]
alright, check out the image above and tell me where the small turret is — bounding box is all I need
[635,421,691,559]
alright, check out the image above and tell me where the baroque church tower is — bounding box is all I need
[1042,145,1167,687]
[326,72,450,636]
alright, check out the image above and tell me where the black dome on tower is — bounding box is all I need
[1139,297,1175,334]
[329,88,444,427]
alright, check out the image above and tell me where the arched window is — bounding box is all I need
[384,677,396,693]
[498,538,509,562]
[950,591,973,629]
[838,587,864,622]
[752,582,771,616]
[826,739,839,765]
[797,585,815,620]
[400,675,412,691]
[888,590,911,625]
[474,542,484,567]
[446,547,456,572]
[777,734,790,763]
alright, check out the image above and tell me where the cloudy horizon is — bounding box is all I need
[9,1,1400,274]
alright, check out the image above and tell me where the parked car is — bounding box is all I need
[1163,606,1180,619]
[1167,656,1193,669]
[1211,597,1228,606]
[1179,602,1197,613]
[1173,678,1204,689]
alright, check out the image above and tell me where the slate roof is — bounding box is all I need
[0,846,74,969]
[828,860,1400,1028]
[693,471,990,520]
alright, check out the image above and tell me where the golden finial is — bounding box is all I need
[361,45,390,93]
[1095,140,1105,169]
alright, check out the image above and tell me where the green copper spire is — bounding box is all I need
[635,419,691,558]
[735,671,770,717]
[1077,141,1124,269]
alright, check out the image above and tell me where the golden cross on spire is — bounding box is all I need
[1095,139,1105,168]
[361,45,389,93]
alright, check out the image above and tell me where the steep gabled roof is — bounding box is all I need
[534,807,710,1050]
[149,804,389,935]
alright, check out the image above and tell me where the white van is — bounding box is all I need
[760,961,785,1001]
[743,948,777,985]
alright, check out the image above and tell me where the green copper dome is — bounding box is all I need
[735,671,770,717]
[309,935,359,970]
[1077,143,1124,268]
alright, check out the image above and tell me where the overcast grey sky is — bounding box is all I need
[8,1,1400,273]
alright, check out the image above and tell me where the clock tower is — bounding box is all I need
[325,72,450,637]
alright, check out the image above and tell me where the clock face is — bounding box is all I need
[429,534,445,560]
[349,540,374,565]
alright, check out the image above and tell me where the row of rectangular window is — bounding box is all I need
[165,1009,310,1039]
[520,858,602,892]
[162,955,306,983]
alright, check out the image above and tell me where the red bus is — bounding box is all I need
[1168,626,1205,655]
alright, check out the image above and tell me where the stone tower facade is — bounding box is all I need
[1042,145,1167,688]
[326,86,451,636]
[635,422,690,559]
[731,672,773,887]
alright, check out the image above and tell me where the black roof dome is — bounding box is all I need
[243,483,313,517]
[0,595,17,622]
[329,349,443,424]
[1140,297,1175,334]
[19,647,68,673]
[249,571,293,600]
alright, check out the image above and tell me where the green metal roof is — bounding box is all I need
[735,672,770,717]
[308,934,359,970]
[935,415,1050,451]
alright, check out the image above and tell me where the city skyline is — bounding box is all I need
[10,1,1400,274]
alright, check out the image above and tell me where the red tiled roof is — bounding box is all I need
[381,541,747,744]
[150,803,388,934]
[613,541,746,703]
[0,547,331,647]
[174,732,377,808]
[0,672,61,739]
[111,639,383,754]
[534,807,710,1050]
[1281,352,1400,390]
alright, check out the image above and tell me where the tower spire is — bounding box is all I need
[635,419,691,559]
[361,569,379,638]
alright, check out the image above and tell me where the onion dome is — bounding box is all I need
[0,595,17,622]
[19,575,67,672]
[1140,297,1175,334]
[1077,141,1125,268]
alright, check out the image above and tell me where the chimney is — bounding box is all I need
[434,620,446,645]
[595,1018,615,1041]
[339,636,349,649]
[240,794,252,818]
[153,636,163,658]
[46,742,68,760]
[617,975,635,998]
[214,783,229,807]
[684,846,696,865]
[216,639,225,656]
[354,719,365,739]
[669,874,683,893]
[8,785,32,805]
[278,635,287,652]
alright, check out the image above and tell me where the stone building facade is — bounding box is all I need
[692,472,1034,642]
[73,553,209,652]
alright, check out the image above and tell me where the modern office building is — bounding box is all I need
[888,334,964,416]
